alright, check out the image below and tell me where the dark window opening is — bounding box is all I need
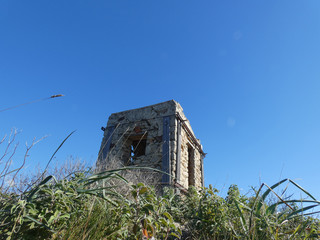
[188,145,195,187]
[128,138,147,165]
[132,139,147,157]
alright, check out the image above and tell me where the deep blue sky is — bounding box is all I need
[1,1,320,198]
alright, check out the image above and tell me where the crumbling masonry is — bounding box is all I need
[97,100,205,190]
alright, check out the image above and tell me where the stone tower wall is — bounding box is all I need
[97,100,204,190]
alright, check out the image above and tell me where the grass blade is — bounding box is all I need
[289,179,316,200]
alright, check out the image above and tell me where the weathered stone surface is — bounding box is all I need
[97,100,205,190]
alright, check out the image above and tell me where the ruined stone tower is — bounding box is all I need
[97,100,205,190]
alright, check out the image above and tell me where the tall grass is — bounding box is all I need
[182,183,320,239]
[1,131,320,239]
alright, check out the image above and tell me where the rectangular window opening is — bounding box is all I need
[188,145,195,187]
[127,135,147,165]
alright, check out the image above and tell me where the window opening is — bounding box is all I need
[188,145,195,187]
[128,137,147,165]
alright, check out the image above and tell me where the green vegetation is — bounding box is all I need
[1,172,320,240]
[1,132,320,239]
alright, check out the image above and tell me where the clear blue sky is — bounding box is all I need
[1,1,320,198]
